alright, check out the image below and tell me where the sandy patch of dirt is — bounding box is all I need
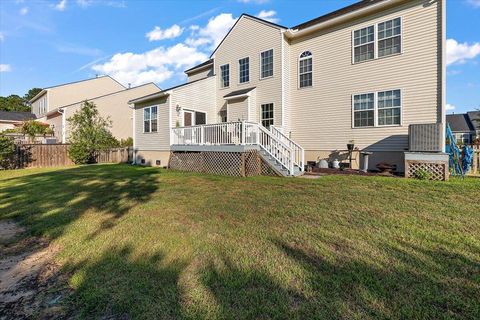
[0,221,72,319]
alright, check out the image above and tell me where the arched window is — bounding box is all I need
[299,51,313,88]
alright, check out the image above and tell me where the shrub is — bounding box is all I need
[414,168,433,180]
[0,134,16,169]
[21,120,51,142]
[67,101,118,164]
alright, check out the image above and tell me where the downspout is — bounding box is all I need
[129,103,137,164]
[441,0,446,152]
[59,108,66,144]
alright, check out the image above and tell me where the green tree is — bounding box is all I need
[0,95,29,112]
[21,120,53,142]
[67,101,118,164]
[23,88,42,102]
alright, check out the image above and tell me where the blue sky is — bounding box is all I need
[0,0,479,114]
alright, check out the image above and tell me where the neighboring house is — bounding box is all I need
[29,76,159,142]
[0,111,35,132]
[447,111,480,144]
[130,0,445,173]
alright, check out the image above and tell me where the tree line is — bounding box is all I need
[0,88,43,112]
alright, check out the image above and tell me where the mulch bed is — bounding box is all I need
[307,167,401,177]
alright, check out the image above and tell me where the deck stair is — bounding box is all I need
[171,121,304,177]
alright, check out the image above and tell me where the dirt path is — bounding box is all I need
[0,221,71,319]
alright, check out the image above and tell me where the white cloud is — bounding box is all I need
[76,0,93,7]
[237,0,270,4]
[54,0,67,11]
[0,33,4,42]
[467,0,480,8]
[57,43,103,56]
[193,13,237,49]
[146,24,184,41]
[446,103,456,111]
[19,7,29,15]
[75,0,126,8]
[256,10,279,23]
[92,43,208,86]
[0,64,12,72]
[447,38,480,66]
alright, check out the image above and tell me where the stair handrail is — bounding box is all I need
[257,124,295,175]
[270,126,304,171]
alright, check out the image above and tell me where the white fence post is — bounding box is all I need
[241,121,245,145]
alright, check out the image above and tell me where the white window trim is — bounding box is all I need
[351,25,376,64]
[298,51,313,89]
[260,102,275,128]
[238,56,250,85]
[143,105,158,133]
[220,63,230,89]
[351,16,403,65]
[182,108,208,126]
[351,89,403,129]
[259,48,274,80]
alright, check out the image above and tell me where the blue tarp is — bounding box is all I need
[446,123,474,177]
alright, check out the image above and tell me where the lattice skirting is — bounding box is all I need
[169,150,279,177]
[405,160,448,181]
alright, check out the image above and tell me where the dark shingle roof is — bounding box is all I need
[447,114,475,132]
[184,59,214,73]
[467,111,480,130]
[292,0,386,31]
[0,111,36,121]
[223,87,256,98]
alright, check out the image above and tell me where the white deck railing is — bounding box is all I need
[270,125,305,171]
[171,121,304,175]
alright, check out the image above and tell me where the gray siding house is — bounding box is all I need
[130,0,446,174]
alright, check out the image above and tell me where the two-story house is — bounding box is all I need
[29,76,159,143]
[130,0,445,174]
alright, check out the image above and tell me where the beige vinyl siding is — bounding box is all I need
[0,122,15,132]
[134,96,170,151]
[288,0,441,152]
[63,83,159,142]
[282,34,291,133]
[31,93,48,117]
[170,76,217,126]
[227,97,249,122]
[214,16,284,127]
[187,67,213,82]
[45,113,63,140]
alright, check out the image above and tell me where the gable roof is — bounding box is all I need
[29,75,126,103]
[0,111,36,122]
[184,59,214,74]
[210,14,287,58]
[292,0,386,31]
[447,114,475,132]
[467,111,480,130]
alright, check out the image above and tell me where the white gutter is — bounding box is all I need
[441,0,446,152]
[129,103,136,164]
[285,0,403,39]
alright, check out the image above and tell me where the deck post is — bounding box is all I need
[241,121,246,145]
[200,125,204,145]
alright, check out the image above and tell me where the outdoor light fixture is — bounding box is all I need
[176,104,181,114]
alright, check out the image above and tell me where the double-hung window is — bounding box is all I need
[239,57,250,83]
[353,17,402,63]
[261,103,274,129]
[220,64,230,88]
[353,93,375,127]
[299,51,313,88]
[260,49,273,78]
[144,106,158,133]
[378,90,401,125]
[353,26,375,63]
[378,18,402,57]
[353,90,402,128]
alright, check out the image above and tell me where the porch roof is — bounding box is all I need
[223,87,256,100]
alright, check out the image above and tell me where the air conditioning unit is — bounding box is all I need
[408,123,443,152]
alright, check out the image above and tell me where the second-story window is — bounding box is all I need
[378,18,401,57]
[353,25,374,63]
[260,49,273,78]
[299,51,313,88]
[239,57,250,83]
[220,64,229,88]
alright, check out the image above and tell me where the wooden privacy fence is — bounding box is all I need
[13,144,132,169]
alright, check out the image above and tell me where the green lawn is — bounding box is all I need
[0,165,479,319]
